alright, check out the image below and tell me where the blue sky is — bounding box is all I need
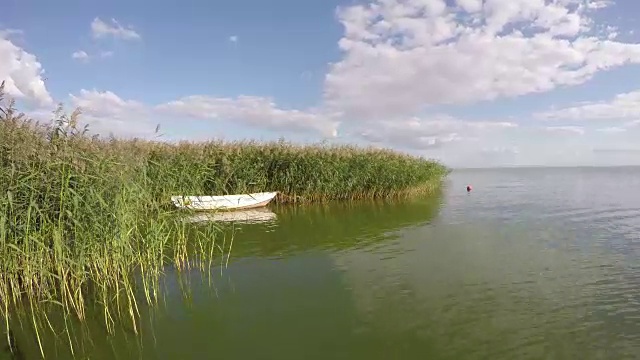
[3,0,640,167]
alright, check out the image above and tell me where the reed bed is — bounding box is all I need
[145,139,448,204]
[0,81,447,357]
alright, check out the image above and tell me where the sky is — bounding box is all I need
[3,0,640,168]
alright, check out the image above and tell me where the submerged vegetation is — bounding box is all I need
[0,81,447,357]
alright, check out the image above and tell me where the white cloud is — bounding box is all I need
[626,119,640,127]
[0,29,23,38]
[0,31,53,106]
[71,50,114,62]
[481,146,520,155]
[587,0,613,9]
[356,116,517,150]
[157,95,339,137]
[229,35,238,43]
[535,90,640,121]
[71,89,148,119]
[72,50,89,62]
[65,89,158,138]
[544,125,585,135]
[360,128,461,150]
[324,0,640,121]
[91,17,141,41]
[597,126,626,133]
[52,90,339,139]
[455,0,482,13]
[593,147,640,154]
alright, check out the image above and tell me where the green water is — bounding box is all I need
[5,167,640,359]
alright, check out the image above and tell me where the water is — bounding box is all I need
[5,167,640,359]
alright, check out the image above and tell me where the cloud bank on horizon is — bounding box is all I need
[2,0,640,167]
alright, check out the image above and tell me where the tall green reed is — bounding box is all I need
[145,140,449,203]
[0,82,226,358]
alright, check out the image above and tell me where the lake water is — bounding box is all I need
[5,167,640,359]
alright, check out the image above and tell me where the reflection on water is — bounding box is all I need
[184,207,278,224]
[6,167,640,359]
[223,192,444,258]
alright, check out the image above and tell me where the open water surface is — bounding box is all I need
[5,167,640,359]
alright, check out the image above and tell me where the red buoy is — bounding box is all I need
[466,185,472,192]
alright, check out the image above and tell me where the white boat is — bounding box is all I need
[170,191,278,211]
[184,208,277,224]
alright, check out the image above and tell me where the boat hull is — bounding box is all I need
[170,192,277,211]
